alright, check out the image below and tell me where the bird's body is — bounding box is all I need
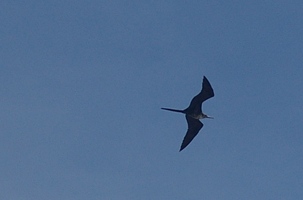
[161,76,214,151]
[188,113,209,119]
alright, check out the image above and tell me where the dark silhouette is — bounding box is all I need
[161,76,214,151]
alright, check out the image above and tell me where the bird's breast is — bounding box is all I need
[189,114,203,119]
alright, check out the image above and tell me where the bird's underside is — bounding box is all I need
[161,76,214,151]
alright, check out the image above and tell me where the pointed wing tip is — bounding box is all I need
[179,137,190,152]
[202,76,210,83]
[179,147,185,152]
[202,76,214,98]
[179,138,188,152]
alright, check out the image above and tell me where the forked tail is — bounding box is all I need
[161,107,185,113]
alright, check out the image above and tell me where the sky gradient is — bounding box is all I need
[1,1,303,199]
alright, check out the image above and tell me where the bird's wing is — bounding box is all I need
[180,115,204,151]
[186,76,214,114]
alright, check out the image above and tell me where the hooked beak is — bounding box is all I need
[205,115,214,119]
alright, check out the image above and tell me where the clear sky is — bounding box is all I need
[1,1,303,199]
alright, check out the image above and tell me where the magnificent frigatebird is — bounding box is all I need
[161,76,214,151]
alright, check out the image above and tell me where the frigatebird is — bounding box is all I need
[161,76,214,151]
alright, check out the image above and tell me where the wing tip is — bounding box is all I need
[179,142,188,152]
[179,146,185,152]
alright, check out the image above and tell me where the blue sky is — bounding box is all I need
[1,1,303,199]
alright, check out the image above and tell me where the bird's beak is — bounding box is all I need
[206,116,214,119]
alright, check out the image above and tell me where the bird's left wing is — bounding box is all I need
[180,115,203,151]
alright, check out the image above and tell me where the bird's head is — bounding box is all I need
[203,113,214,119]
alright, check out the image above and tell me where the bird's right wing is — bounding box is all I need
[186,76,214,114]
[180,115,203,151]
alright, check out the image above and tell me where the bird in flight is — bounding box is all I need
[161,76,214,151]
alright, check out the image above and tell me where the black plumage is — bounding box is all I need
[161,76,214,151]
